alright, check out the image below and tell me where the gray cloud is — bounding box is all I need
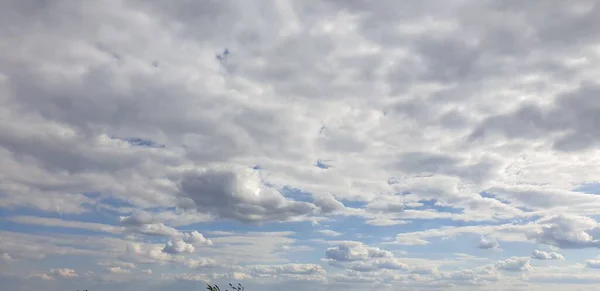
[3,0,600,289]
[162,240,194,254]
[178,168,319,223]
[390,152,501,184]
[471,82,600,152]
[528,215,600,249]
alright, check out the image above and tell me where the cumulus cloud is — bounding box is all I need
[182,231,213,245]
[323,241,429,278]
[326,241,393,262]
[30,268,78,280]
[248,263,326,276]
[312,192,346,214]
[495,257,532,272]
[162,240,195,254]
[4,0,600,289]
[586,258,600,269]
[178,168,319,223]
[477,236,500,250]
[531,250,564,260]
[51,268,77,278]
[527,215,600,249]
[109,267,131,274]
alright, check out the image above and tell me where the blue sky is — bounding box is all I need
[2,1,600,291]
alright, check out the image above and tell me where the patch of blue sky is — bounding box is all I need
[137,206,177,214]
[479,191,511,204]
[280,186,314,203]
[411,199,464,214]
[96,195,135,209]
[573,182,600,194]
[341,200,368,208]
[515,206,535,213]
[111,136,165,148]
[315,160,332,169]
[84,193,136,211]
[281,186,369,209]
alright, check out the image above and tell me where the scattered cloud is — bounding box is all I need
[317,230,343,237]
[531,250,564,260]
[478,236,500,250]
[178,168,319,223]
[162,240,195,254]
[585,258,600,269]
[326,241,393,262]
[495,257,532,272]
[2,0,600,290]
[109,267,131,274]
[30,268,78,280]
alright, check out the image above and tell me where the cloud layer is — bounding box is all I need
[2,0,600,290]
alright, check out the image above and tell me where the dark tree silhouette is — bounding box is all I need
[206,282,244,291]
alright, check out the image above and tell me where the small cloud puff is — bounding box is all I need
[495,257,532,272]
[478,236,500,249]
[162,240,195,254]
[531,250,564,260]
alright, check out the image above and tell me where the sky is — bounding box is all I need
[2,0,600,290]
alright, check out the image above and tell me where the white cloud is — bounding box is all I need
[531,250,564,260]
[98,260,136,270]
[3,0,600,290]
[29,273,54,280]
[527,215,600,249]
[326,241,393,262]
[585,258,600,269]
[247,263,326,276]
[136,223,181,237]
[1,253,15,263]
[317,230,343,237]
[182,231,213,245]
[30,268,78,280]
[477,236,500,249]
[162,240,195,254]
[495,257,532,272]
[109,267,131,274]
